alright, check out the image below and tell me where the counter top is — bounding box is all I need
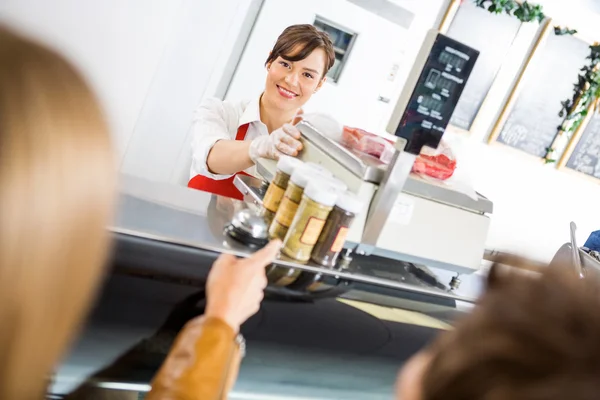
[113,174,477,305]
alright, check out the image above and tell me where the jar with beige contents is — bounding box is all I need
[261,156,303,225]
[266,166,315,285]
[269,165,322,241]
[282,180,338,262]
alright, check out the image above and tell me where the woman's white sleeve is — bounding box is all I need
[189,98,235,180]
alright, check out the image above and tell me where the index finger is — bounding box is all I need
[244,239,282,268]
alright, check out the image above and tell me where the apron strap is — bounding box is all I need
[188,123,253,200]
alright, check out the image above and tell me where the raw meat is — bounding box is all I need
[412,141,457,180]
[341,126,457,180]
[341,126,394,158]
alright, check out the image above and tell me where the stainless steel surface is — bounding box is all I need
[581,250,600,277]
[114,175,476,304]
[230,208,268,240]
[550,242,600,280]
[298,120,386,183]
[570,221,585,278]
[359,150,417,253]
[271,122,493,215]
[403,176,493,215]
[256,158,276,181]
[234,174,265,205]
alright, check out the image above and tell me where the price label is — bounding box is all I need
[389,194,415,225]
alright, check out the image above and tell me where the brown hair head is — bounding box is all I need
[265,24,336,78]
[0,27,116,399]
[421,259,600,400]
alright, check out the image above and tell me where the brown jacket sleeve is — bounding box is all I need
[145,316,244,400]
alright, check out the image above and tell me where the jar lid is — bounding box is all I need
[277,156,303,175]
[305,162,333,177]
[290,166,314,188]
[323,176,347,192]
[335,191,364,214]
[304,180,338,207]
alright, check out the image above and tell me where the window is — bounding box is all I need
[313,16,357,83]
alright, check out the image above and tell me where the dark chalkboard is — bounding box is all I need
[446,1,521,131]
[497,33,590,157]
[566,112,600,180]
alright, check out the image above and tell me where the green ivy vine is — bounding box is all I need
[545,45,600,163]
[472,0,600,164]
[473,0,545,23]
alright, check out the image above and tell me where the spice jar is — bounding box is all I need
[311,191,363,267]
[261,156,303,225]
[322,176,347,193]
[269,165,321,241]
[266,265,303,287]
[305,162,332,178]
[281,181,338,262]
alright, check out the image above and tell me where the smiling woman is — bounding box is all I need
[188,24,335,200]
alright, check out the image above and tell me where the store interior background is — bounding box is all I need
[1,0,599,263]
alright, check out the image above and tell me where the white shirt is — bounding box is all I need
[190,96,268,180]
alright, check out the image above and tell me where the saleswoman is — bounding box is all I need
[189,24,335,199]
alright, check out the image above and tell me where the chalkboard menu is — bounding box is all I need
[497,34,590,157]
[566,112,600,180]
[446,1,521,131]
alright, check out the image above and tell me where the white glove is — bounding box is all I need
[249,123,303,162]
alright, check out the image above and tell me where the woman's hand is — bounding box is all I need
[249,123,303,161]
[204,240,281,331]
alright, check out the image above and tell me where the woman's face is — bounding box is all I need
[264,47,327,113]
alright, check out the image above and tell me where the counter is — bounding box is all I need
[49,174,476,397]
[114,174,477,305]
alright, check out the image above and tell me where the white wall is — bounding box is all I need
[0,0,257,182]
[0,0,183,159]
[120,0,261,184]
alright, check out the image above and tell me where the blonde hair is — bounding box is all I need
[0,27,116,399]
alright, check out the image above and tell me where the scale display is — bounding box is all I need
[393,34,479,154]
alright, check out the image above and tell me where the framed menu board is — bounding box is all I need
[489,22,590,158]
[444,0,522,131]
[563,111,600,180]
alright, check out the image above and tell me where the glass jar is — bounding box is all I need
[311,191,363,267]
[261,156,303,226]
[268,164,327,241]
[281,181,338,262]
[266,265,303,287]
[322,176,347,193]
[305,162,332,178]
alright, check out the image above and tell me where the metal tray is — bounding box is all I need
[114,174,477,305]
[257,123,494,215]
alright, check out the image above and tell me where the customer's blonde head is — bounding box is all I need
[0,27,116,399]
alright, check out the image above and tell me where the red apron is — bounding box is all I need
[188,124,252,200]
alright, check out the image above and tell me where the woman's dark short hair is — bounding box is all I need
[265,24,335,78]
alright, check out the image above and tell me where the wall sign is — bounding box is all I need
[443,0,522,131]
[488,21,590,158]
[560,109,600,181]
